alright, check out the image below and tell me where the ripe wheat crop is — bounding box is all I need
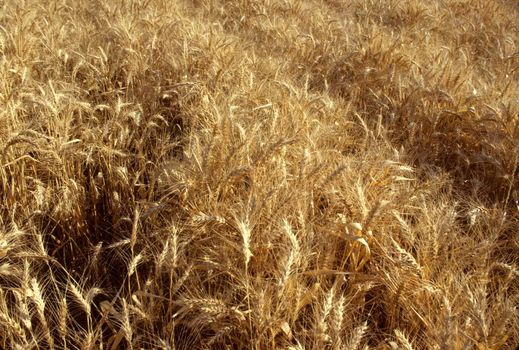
[0,0,518,349]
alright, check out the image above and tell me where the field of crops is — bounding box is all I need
[1,0,518,348]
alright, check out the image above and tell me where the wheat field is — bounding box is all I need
[0,0,518,349]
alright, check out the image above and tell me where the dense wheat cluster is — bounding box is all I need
[1,0,518,348]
